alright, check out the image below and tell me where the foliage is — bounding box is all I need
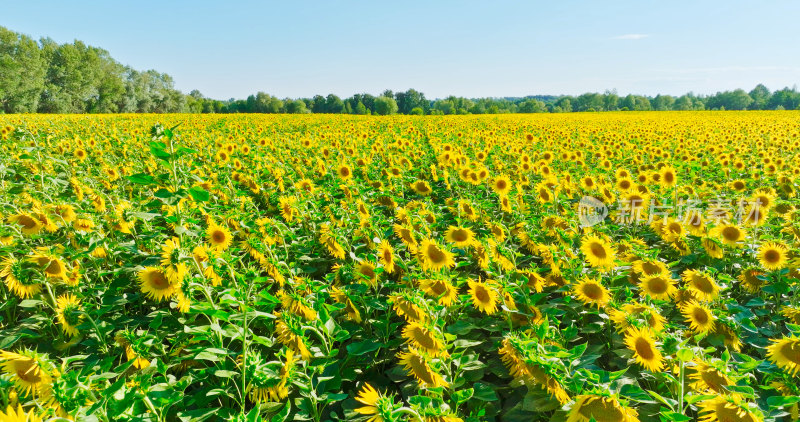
[0,112,799,422]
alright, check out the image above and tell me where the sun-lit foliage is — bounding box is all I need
[0,112,799,421]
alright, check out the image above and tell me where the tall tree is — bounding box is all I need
[0,27,46,113]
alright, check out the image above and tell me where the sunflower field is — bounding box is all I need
[0,112,799,422]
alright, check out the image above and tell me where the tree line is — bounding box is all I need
[3,26,800,115]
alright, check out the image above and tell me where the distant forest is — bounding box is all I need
[3,26,800,115]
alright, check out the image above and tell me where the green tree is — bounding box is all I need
[0,26,46,113]
[748,84,771,110]
[373,96,398,115]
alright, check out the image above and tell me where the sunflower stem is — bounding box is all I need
[678,359,685,414]
[392,407,424,422]
[83,312,109,354]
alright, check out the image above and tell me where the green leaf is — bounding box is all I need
[473,382,498,401]
[214,370,239,378]
[189,186,210,202]
[126,173,156,185]
[346,340,382,356]
[676,348,694,362]
[768,395,800,407]
[660,411,691,422]
[453,388,473,404]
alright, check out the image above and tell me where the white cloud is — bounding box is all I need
[612,34,650,40]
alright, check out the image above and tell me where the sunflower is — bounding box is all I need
[757,241,788,271]
[336,164,352,180]
[376,240,396,274]
[55,294,83,337]
[536,183,554,203]
[1,256,41,299]
[701,237,725,258]
[138,267,175,302]
[403,322,446,357]
[393,224,418,251]
[355,383,396,422]
[206,223,232,251]
[355,261,378,287]
[688,360,731,393]
[566,394,640,422]
[411,180,432,195]
[419,278,459,306]
[738,267,767,293]
[682,269,720,302]
[397,347,447,388]
[573,277,611,308]
[631,259,670,278]
[766,336,800,376]
[682,302,716,334]
[491,175,512,196]
[275,316,312,360]
[609,303,665,333]
[445,226,475,247]
[278,196,298,222]
[8,213,43,235]
[624,327,664,372]
[468,279,498,314]
[457,199,479,221]
[639,274,676,301]
[418,239,455,272]
[711,223,746,247]
[52,204,77,223]
[0,349,54,398]
[386,291,423,321]
[27,249,68,281]
[0,405,43,422]
[698,395,762,422]
[580,234,616,271]
[160,237,187,284]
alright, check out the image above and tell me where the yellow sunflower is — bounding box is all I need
[573,277,611,308]
[403,322,446,357]
[397,347,447,388]
[55,294,83,337]
[566,394,640,422]
[160,237,187,284]
[337,164,352,180]
[766,336,800,376]
[445,226,475,247]
[411,180,432,195]
[28,249,68,281]
[8,213,43,235]
[0,405,43,422]
[682,269,720,302]
[355,261,378,287]
[376,240,396,274]
[711,223,746,247]
[580,234,616,271]
[0,349,54,398]
[698,395,762,422]
[206,223,232,251]
[1,256,42,298]
[418,239,455,272]
[639,274,676,301]
[467,279,498,314]
[419,278,459,306]
[354,383,393,422]
[138,267,175,301]
[682,302,716,334]
[688,360,731,393]
[491,174,512,196]
[757,241,788,271]
[624,327,664,372]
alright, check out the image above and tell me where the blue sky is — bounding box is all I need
[3,1,800,99]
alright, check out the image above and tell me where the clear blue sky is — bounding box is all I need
[4,0,800,100]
